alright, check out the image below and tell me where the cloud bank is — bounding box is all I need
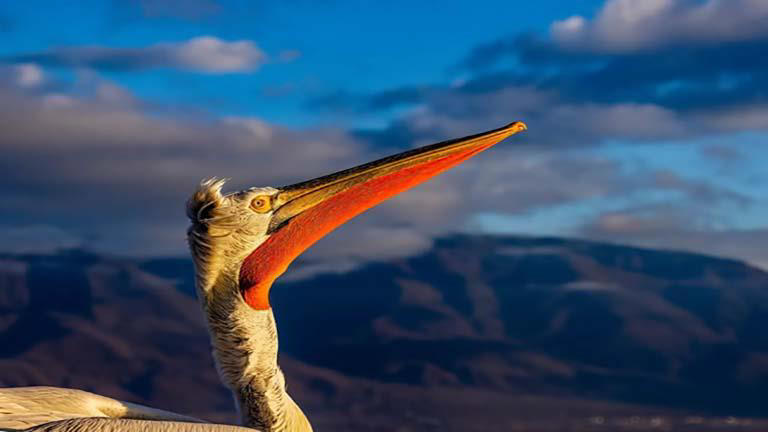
[1,0,766,275]
[551,0,768,52]
[6,36,266,73]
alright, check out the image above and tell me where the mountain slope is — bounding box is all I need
[265,236,768,415]
[2,236,768,430]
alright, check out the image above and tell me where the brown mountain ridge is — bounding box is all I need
[2,235,768,431]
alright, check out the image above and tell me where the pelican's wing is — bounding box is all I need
[0,387,204,431]
[22,418,257,431]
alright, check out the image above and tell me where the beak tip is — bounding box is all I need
[507,121,527,133]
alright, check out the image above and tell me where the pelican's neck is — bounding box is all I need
[198,268,311,432]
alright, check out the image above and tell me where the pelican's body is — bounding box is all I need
[0,122,526,431]
[0,387,226,431]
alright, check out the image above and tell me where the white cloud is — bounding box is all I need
[170,36,265,72]
[546,102,688,140]
[13,63,44,87]
[7,36,266,74]
[41,93,77,108]
[581,209,768,271]
[695,105,768,132]
[551,0,768,52]
[301,224,434,265]
[552,16,586,37]
[224,117,274,143]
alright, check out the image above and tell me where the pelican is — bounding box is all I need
[0,122,527,431]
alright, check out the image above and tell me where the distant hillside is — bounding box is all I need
[2,235,768,431]
[271,236,768,415]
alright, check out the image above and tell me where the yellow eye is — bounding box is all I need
[250,195,272,213]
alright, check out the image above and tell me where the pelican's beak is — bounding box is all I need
[240,121,526,309]
[269,121,527,233]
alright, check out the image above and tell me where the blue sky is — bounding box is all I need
[1,0,604,125]
[1,0,767,273]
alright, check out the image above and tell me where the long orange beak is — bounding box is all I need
[240,121,527,309]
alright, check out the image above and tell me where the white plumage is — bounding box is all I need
[0,386,249,431]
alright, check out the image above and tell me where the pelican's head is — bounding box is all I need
[187,122,527,310]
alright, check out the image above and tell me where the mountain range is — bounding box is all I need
[2,235,768,431]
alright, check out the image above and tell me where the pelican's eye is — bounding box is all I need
[250,195,272,213]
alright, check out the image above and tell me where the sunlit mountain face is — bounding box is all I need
[2,235,768,431]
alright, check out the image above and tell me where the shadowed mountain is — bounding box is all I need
[1,235,768,431]
[270,236,768,415]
